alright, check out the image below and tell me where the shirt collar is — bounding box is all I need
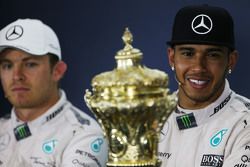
[11,90,68,134]
[175,79,234,129]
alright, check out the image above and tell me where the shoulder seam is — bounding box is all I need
[70,107,91,125]
[234,96,250,111]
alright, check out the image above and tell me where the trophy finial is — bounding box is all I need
[122,27,133,50]
[115,27,142,62]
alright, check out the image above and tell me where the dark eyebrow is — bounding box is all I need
[0,56,39,64]
[205,48,224,52]
[0,58,10,64]
[22,57,38,61]
[175,47,194,52]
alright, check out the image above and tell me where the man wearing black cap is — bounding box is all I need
[158,4,250,167]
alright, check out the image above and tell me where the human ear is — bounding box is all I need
[227,50,238,74]
[52,61,67,81]
[167,47,175,70]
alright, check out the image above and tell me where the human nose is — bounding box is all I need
[191,55,207,73]
[13,65,25,81]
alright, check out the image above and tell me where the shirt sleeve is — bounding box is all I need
[222,115,250,167]
[60,127,108,167]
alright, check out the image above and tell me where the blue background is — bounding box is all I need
[0,0,249,117]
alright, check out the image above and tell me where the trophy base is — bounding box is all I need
[107,166,160,167]
[107,161,161,167]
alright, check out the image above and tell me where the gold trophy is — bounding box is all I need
[85,28,177,167]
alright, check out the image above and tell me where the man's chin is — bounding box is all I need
[10,100,31,109]
[187,93,212,103]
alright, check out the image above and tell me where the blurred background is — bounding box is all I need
[0,0,249,117]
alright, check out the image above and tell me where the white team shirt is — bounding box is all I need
[0,90,108,167]
[158,80,250,167]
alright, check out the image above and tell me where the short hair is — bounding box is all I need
[48,53,59,69]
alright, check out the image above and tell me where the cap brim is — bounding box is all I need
[0,45,46,56]
[166,40,235,50]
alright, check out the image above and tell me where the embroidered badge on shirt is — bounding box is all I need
[176,113,197,130]
[210,129,228,147]
[42,139,58,154]
[91,138,104,153]
[14,123,32,141]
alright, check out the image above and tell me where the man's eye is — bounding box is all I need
[181,51,193,57]
[25,62,38,67]
[207,52,221,59]
[0,63,12,70]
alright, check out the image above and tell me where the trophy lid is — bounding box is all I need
[91,28,168,98]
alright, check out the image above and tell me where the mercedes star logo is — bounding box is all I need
[191,14,213,35]
[5,25,24,40]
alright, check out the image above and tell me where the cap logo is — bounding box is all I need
[5,25,23,40]
[191,14,213,35]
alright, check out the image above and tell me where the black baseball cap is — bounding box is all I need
[167,4,235,50]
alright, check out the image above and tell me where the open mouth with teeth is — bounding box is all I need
[188,78,210,88]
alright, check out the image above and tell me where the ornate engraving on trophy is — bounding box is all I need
[85,28,177,167]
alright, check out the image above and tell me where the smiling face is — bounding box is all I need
[0,49,67,120]
[168,44,238,109]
